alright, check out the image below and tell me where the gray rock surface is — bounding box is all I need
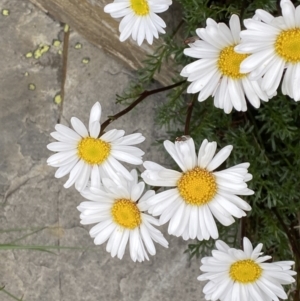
[0,1,204,300]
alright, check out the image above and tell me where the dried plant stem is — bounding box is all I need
[184,94,196,135]
[100,80,186,133]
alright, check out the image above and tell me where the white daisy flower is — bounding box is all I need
[236,0,300,101]
[77,169,168,262]
[47,102,145,191]
[141,137,253,241]
[198,237,296,301]
[104,0,172,46]
[180,14,269,114]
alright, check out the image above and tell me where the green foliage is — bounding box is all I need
[185,221,239,259]
[117,1,300,298]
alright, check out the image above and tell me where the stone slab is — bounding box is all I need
[0,1,205,300]
[28,0,181,86]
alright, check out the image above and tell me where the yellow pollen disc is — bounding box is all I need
[217,45,249,79]
[177,167,217,206]
[275,29,300,63]
[111,199,141,229]
[130,0,149,16]
[230,259,262,283]
[77,137,111,165]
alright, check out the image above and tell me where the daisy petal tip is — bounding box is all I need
[91,101,101,110]
[63,182,71,189]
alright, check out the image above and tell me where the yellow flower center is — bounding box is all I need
[130,0,149,16]
[275,29,300,63]
[177,167,217,206]
[111,199,142,229]
[77,137,111,165]
[230,259,262,283]
[217,45,249,79]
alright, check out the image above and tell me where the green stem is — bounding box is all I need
[1,288,24,301]
[9,227,47,244]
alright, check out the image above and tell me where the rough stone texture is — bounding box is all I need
[28,0,181,86]
[0,1,204,300]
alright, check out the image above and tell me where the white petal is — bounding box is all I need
[206,145,233,171]
[50,131,78,144]
[159,198,182,225]
[90,165,101,188]
[281,0,296,28]
[75,163,91,191]
[198,141,217,169]
[55,124,81,141]
[129,228,139,262]
[110,229,123,258]
[47,150,77,166]
[55,158,78,178]
[89,121,100,138]
[240,49,275,73]
[140,224,156,255]
[89,102,101,132]
[188,206,198,239]
[243,237,253,257]
[117,229,130,260]
[199,206,210,240]
[111,150,143,165]
[208,199,235,226]
[130,182,145,201]
[203,205,218,239]
[117,133,145,145]
[164,140,186,171]
[64,160,85,188]
[47,142,76,152]
[71,117,89,137]
[101,129,125,143]
[262,58,285,95]
[229,14,241,44]
[94,223,116,245]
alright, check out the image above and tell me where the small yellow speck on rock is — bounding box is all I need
[28,83,36,91]
[47,223,65,239]
[58,50,62,55]
[64,24,69,33]
[52,39,61,47]
[82,58,90,64]
[2,9,10,16]
[74,42,82,49]
[24,72,29,77]
[33,44,50,59]
[54,94,62,104]
[25,52,33,58]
